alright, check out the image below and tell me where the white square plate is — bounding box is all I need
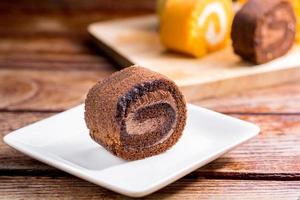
[4,104,259,197]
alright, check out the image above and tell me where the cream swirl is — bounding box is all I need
[198,2,227,46]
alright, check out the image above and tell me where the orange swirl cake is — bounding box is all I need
[160,0,233,57]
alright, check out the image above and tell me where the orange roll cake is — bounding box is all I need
[160,0,233,57]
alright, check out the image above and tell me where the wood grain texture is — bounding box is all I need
[0,0,155,13]
[0,51,113,71]
[194,80,300,113]
[0,69,114,111]
[0,12,150,41]
[1,112,299,179]
[201,114,300,178]
[1,176,300,200]
[0,68,298,112]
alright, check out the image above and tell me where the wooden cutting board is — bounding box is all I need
[88,15,300,101]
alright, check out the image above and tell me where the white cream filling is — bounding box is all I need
[124,90,178,147]
[198,2,227,46]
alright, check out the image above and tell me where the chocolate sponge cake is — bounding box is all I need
[85,66,187,160]
[231,0,296,64]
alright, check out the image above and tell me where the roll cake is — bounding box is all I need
[232,0,296,64]
[239,0,300,43]
[85,66,187,160]
[160,0,233,57]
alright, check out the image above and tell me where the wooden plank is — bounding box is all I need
[89,15,300,101]
[0,52,113,71]
[0,0,155,13]
[1,176,299,199]
[0,38,92,54]
[0,67,299,112]
[1,112,299,179]
[0,11,149,40]
[0,69,114,111]
[0,37,115,72]
[194,80,300,114]
[200,114,300,178]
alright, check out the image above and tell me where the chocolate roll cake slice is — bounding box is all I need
[231,0,296,64]
[85,66,187,160]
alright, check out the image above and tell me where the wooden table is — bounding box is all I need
[1,1,300,199]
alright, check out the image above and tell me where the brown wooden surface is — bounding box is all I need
[2,176,300,200]
[0,1,300,199]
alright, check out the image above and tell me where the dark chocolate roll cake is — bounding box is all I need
[231,0,296,64]
[85,66,187,160]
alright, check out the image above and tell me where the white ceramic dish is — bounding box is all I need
[4,104,259,197]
